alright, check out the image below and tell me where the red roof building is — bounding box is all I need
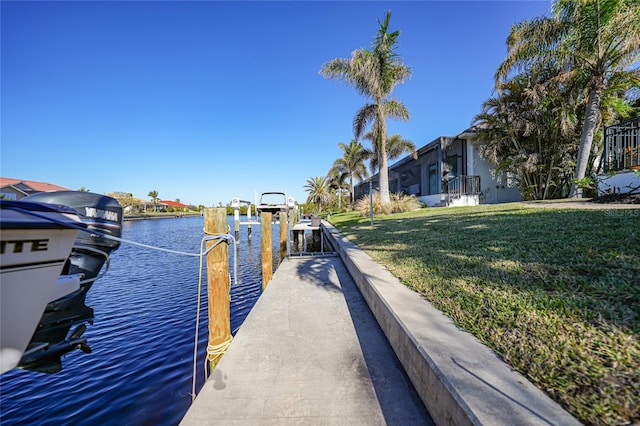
[0,177,71,200]
[160,200,190,210]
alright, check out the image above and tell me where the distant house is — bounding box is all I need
[353,128,523,207]
[160,200,190,211]
[142,200,168,213]
[107,194,188,214]
[0,177,71,200]
[136,200,190,213]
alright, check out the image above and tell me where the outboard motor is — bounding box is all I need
[18,191,123,373]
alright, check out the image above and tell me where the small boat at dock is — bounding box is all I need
[17,191,123,373]
[0,200,83,374]
[0,191,123,374]
[255,192,289,216]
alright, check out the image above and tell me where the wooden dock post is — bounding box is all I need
[289,207,299,253]
[289,206,298,228]
[279,211,287,262]
[204,207,232,372]
[261,212,272,290]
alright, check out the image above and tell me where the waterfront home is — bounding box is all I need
[160,200,190,212]
[0,177,70,200]
[353,128,523,207]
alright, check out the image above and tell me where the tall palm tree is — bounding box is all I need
[496,0,640,197]
[329,139,370,205]
[304,176,330,212]
[148,190,159,212]
[320,11,411,205]
[363,131,416,175]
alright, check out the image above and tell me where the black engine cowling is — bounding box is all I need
[24,191,122,251]
[19,191,123,373]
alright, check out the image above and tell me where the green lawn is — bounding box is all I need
[330,203,639,426]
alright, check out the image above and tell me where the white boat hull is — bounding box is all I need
[1,220,79,374]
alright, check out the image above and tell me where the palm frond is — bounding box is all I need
[353,103,377,139]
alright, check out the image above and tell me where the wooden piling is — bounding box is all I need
[289,207,298,229]
[289,207,299,253]
[261,212,273,290]
[204,207,231,372]
[279,211,287,262]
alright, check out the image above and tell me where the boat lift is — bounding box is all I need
[234,193,326,257]
[231,198,259,239]
[254,192,299,225]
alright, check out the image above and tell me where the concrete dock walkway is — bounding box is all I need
[181,255,432,425]
[183,220,582,425]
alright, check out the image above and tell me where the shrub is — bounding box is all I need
[354,192,423,216]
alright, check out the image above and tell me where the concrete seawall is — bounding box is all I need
[322,220,581,425]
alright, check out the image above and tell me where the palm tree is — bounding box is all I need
[496,0,640,197]
[320,11,411,205]
[473,71,580,200]
[326,167,349,209]
[363,131,416,175]
[148,190,159,212]
[329,139,370,205]
[304,176,330,212]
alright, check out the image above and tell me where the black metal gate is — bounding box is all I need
[603,118,640,172]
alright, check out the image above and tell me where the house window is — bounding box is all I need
[446,156,459,177]
[428,164,438,195]
[0,192,17,200]
[401,164,421,195]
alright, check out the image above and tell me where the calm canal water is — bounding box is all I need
[0,216,282,425]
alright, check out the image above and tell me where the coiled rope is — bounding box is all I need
[191,230,236,401]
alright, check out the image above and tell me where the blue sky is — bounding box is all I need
[1,1,551,207]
